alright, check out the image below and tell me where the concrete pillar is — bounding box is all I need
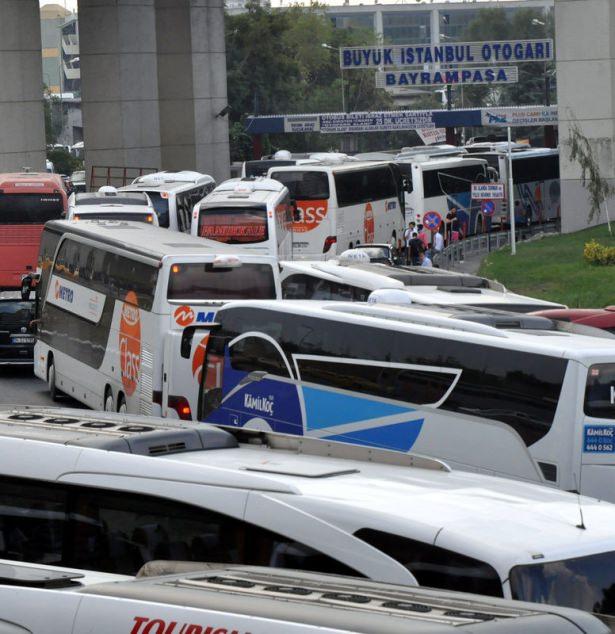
[0,0,46,172]
[155,0,230,182]
[556,0,615,232]
[79,0,162,179]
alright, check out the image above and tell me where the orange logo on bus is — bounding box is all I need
[174,305,195,327]
[192,334,209,384]
[291,200,328,233]
[119,291,141,397]
[364,202,375,243]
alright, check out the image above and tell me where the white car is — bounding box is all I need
[67,186,158,224]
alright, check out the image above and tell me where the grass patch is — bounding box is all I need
[478,224,615,307]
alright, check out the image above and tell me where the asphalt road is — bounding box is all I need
[0,366,85,409]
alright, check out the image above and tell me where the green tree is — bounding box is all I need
[46,148,81,175]
[44,92,63,146]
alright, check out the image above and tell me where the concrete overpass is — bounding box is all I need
[0,0,230,182]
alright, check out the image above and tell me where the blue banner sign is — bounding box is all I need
[319,111,435,134]
[377,66,519,88]
[341,39,554,70]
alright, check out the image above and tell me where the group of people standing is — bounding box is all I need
[403,221,444,267]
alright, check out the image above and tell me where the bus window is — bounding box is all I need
[0,193,64,223]
[585,364,615,419]
[334,166,398,207]
[230,336,290,377]
[198,207,268,244]
[167,262,276,301]
[513,155,559,185]
[270,171,330,201]
[147,192,170,228]
[282,274,360,301]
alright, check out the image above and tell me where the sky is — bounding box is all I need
[40,1,77,10]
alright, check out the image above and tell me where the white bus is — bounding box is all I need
[268,161,405,258]
[67,187,158,224]
[2,561,607,634]
[120,171,216,232]
[2,406,615,625]
[399,155,490,236]
[191,178,294,260]
[33,220,280,419]
[464,148,560,225]
[279,256,565,312]
[198,299,615,503]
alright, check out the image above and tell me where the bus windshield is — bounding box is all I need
[510,550,615,616]
[168,262,276,301]
[146,192,170,228]
[0,193,64,223]
[198,207,268,244]
[270,171,330,201]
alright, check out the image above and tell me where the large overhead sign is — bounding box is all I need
[376,66,519,89]
[340,40,554,70]
[319,111,435,134]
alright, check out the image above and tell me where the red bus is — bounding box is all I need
[0,172,67,289]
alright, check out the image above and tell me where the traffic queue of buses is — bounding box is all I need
[2,147,615,632]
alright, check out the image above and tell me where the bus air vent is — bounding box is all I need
[436,286,482,294]
[45,417,81,425]
[205,576,255,589]
[538,461,557,482]
[0,563,83,589]
[382,601,432,613]
[263,585,313,596]
[148,441,187,456]
[443,610,495,621]
[9,414,43,421]
[322,592,372,604]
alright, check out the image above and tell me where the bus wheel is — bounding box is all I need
[104,388,114,412]
[48,358,59,402]
[117,394,127,414]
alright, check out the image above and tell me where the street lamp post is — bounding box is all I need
[322,43,346,113]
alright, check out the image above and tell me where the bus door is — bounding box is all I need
[163,305,219,420]
[580,361,615,500]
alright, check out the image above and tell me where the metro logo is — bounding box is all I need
[364,202,375,243]
[174,305,195,327]
[192,334,209,384]
[119,291,141,397]
[54,279,74,303]
[291,199,328,233]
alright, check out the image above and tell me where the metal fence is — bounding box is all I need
[437,222,559,270]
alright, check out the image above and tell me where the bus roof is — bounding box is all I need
[268,161,394,174]
[121,170,214,193]
[45,219,277,264]
[217,299,615,362]
[0,172,65,190]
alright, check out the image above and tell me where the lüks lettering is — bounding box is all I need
[130,616,250,634]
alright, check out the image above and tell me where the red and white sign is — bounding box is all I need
[364,202,375,243]
[416,127,446,145]
[423,210,443,231]
[291,199,328,233]
[174,305,195,327]
[119,291,141,397]
[192,334,209,385]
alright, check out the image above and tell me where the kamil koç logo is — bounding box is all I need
[54,279,74,303]
[244,393,274,415]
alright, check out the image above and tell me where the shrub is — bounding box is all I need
[584,239,615,265]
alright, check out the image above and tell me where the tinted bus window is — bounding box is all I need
[423,165,486,199]
[199,207,268,244]
[355,528,503,598]
[513,155,559,185]
[585,364,615,419]
[0,194,64,223]
[38,229,62,300]
[246,160,295,177]
[76,212,153,222]
[0,475,360,578]
[270,171,330,201]
[334,166,398,207]
[168,263,276,301]
[147,192,170,227]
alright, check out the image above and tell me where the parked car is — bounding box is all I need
[0,291,35,366]
[532,306,615,333]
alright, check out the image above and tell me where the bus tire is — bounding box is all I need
[48,358,59,402]
[117,394,127,414]
[104,387,114,412]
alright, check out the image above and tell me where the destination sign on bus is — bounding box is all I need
[199,211,267,243]
[341,39,554,70]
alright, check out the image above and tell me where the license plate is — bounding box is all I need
[11,336,34,344]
